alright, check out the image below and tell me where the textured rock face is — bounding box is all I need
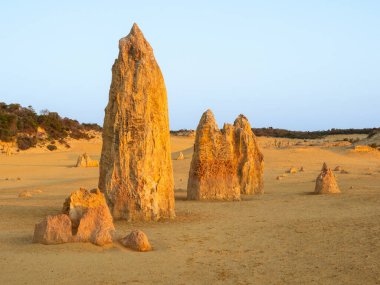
[315,163,341,194]
[120,230,152,252]
[187,110,264,200]
[75,205,115,246]
[98,23,175,221]
[62,188,115,244]
[233,115,264,194]
[33,214,72,245]
[76,153,99,167]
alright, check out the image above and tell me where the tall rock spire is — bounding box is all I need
[99,23,175,221]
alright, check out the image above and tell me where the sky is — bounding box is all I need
[0,0,379,131]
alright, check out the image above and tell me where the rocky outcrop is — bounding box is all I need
[98,23,175,221]
[33,214,72,245]
[187,110,264,200]
[315,163,341,194]
[62,188,115,245]
[120,230,152,252]
[76,153,99,167]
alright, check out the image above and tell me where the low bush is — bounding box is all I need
[46,144,57,151]
[17,135,37,150]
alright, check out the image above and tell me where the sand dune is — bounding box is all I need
[0,136,379,284]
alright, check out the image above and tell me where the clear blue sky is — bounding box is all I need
[0,1,379,130]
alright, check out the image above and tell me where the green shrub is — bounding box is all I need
[46,144,57,151]
[17,136,37,150]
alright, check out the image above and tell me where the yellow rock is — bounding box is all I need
[62,188,115,245]
[314,163,340,194]
[176,152,184,160]
[98,24,175,221]
[76,153,99,167]
[187,110,264,201]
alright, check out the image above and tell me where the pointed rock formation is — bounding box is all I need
[233,115,264,194]
[76,153,99,167]
[314,163,341,194]
[176,152,184,160]
[187,110,264,200]
[98,23,175,221]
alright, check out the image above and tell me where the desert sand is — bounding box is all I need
[0,135,379,284]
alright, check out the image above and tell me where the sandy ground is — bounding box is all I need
[0,136,379,285]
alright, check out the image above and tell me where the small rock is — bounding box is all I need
[33,214,72,245]
[276,176,283,180]
[76,153,99,167]
[18,191,32,198]
[176,152,184,160]
[340,170,349,174]
[334,166,342,171]
[120,230,152,252]
[288,167,298,174]
[299,167,305,172]
[31,189,43,194]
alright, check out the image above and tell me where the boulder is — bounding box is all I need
[187,110,264,200]
[314,163,341,194]
[33,214,72,245]
[62,188,115,245]
[98,23,175,221]
[75,205,115,246]
[76,153,99,167]
[120,230,152,252]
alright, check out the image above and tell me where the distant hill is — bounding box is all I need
[251,127,380,140]
[171,127,379,140]
[0,102,102,150]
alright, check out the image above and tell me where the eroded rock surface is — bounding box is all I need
[33,214,72,245]
[75,205,115,246]
[98,23,174,221]
[315,163,341,194]
[187,110,264,200]
[62,188,115,245]
[120,230,152,252]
